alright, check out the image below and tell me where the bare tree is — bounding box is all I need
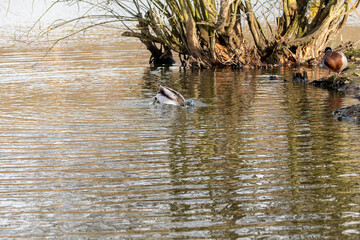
[248,0,360,64]
[32,0,360,68]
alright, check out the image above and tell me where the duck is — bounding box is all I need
[154,85,194,107]
[322,47,348,78]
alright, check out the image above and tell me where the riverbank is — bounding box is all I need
[310,46,360,123]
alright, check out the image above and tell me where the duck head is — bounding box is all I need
[184,99,195,107]
[325,47,332,53]
[180,99,195,107]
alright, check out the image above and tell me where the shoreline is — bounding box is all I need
[307,47,360,123]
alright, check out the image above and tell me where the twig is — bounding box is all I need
[32,20,120,67]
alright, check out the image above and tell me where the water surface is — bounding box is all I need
[1,26,360,239]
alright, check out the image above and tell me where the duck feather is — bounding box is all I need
[323,49,347,73]
[159,85,186,106]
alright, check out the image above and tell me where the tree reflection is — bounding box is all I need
[140,66,360,238]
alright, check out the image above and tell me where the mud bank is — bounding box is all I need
[293,46,360,123]
[333,104,360,123]
[313,75,360,123]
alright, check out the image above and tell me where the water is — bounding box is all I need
[1,23,360,240]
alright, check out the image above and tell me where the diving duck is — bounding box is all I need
[154,85,194,107]
[322,47,348,78]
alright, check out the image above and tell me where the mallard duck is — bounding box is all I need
[154,85,194,107]
[322,47,348,78]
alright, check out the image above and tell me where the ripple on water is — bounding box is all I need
[1,38,360,238]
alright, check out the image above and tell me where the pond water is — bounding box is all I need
[1,25,360,239]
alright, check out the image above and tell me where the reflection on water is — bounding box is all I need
[1,28,360,239]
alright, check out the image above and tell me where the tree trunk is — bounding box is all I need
[259,0,360,65]
[119,0,360,68]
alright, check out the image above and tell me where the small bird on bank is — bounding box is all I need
[153,85,194,107]
[322,47,348,78]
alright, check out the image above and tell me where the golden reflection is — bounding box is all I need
[139,66,360,238]
[1,23,360,239]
